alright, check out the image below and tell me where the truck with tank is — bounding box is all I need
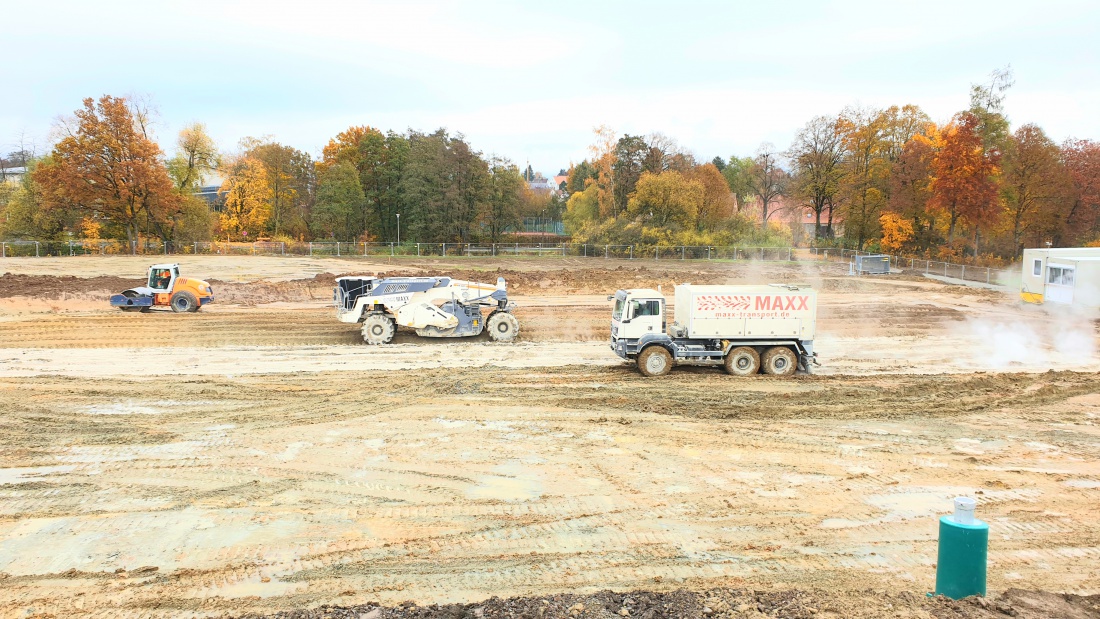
[610,284,817,377]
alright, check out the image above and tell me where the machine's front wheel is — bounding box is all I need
[487,312,519,342]
[170,291,199,313]
[724,346,760,377]
[361,313,396,345]
[761,346,797,376]
[120,291,146,312]
[637,346,673,377]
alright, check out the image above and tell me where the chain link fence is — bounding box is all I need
[0,239,1017,285]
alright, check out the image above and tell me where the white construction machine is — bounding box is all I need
[334,275,519,344]
[610,283,818,377]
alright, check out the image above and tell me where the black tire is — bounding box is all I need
[170,291,199,313]
[487,312,519,342]
[724,346,760,377]
[361,313,396,345]
[761,346,797,376]
[637,346,673,377]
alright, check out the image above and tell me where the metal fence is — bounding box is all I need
[805,247,1013,286]
[0,239,1017,285]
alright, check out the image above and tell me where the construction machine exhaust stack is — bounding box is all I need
[334,275,519,344]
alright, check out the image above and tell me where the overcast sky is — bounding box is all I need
[2,0,1098,175]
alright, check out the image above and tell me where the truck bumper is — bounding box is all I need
[200,296,214,306]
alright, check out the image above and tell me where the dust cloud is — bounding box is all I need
[956,304,1099,370]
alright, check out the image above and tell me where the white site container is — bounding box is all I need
[672,284,817,340]
[1020,247,1100,308]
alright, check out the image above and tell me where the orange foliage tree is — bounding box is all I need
[34,96,181,248]
[879,212,914,252]
[928,112,1001,242]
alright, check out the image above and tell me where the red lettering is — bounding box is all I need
[755,296,771,310]
[795,296,808,310]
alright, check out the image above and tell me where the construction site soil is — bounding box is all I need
[0,255,1098,618]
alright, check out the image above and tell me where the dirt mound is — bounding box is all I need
[0,273,142,298]
[230,587,1100,618]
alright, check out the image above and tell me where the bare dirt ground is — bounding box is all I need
[0,255,1098,618]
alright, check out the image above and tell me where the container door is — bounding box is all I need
[1046,265,1074,304]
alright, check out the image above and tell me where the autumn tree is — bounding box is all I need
[2,158,77,240]
[483,157,524,243]
[245,140,314,239]
[1002,124,1070,252]
[1061,139,1100,245]
[167,123,220,192]
[686,163,735,230]
[218,157,271,239]
[33,96,182,248]
[928,112,1001,243]
[888,131,937,249]
[589,125,618,218]
[627,171,703,229]
[837,106,890,249]
[788,115,844,238]
[311,162,365,241]
[879,212,914,252]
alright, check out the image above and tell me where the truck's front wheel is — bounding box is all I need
[761,346,797,376]
[487,311,519,342]
[724,346,760,377]
[638,346,673,377]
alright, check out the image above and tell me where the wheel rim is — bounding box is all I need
[497,322,509,333]
[371,325,383,336]
[646,353,666,374]
[736,355,750,370]
[774,357,788,371]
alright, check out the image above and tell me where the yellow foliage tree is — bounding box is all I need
[218,157,272,240]
[627,171,703,230]
[879,212,914,252]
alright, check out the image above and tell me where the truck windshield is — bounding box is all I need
[612,298,626,321]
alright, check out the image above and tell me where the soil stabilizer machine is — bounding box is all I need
[110,264,214,313]
[335,275,519,344]
[610,283,818,377]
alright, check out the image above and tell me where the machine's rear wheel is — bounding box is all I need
[724,346,760,377]
[362,313,396,345]
[487,312,519,342]
[637,346,673,377]
[761,346,797,376]
[170,291,199,313]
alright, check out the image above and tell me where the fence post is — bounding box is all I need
[35,242,40,257]
[309,242,313,256]
[336,242,340,257]
[788,247,792,262]
[961,265,966,280]
[390,242,394,257]
[986,268,990,284]
[1,242,4,258]
[944,262,948,277]
[443,243,446,257]
[417,243,421,257]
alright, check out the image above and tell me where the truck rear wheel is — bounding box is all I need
[724,346,760,377]
[170,291,199,313]
[487,311,519,342]
[761,346,797,376]
[362,313,396,345]
[637,346,673,377]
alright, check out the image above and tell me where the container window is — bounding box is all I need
[1033,259,1042,276]
[1047,266,1075,285]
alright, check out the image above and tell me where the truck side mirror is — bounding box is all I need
[606,295,614,301]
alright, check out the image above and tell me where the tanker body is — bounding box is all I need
[609,284,818,377]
